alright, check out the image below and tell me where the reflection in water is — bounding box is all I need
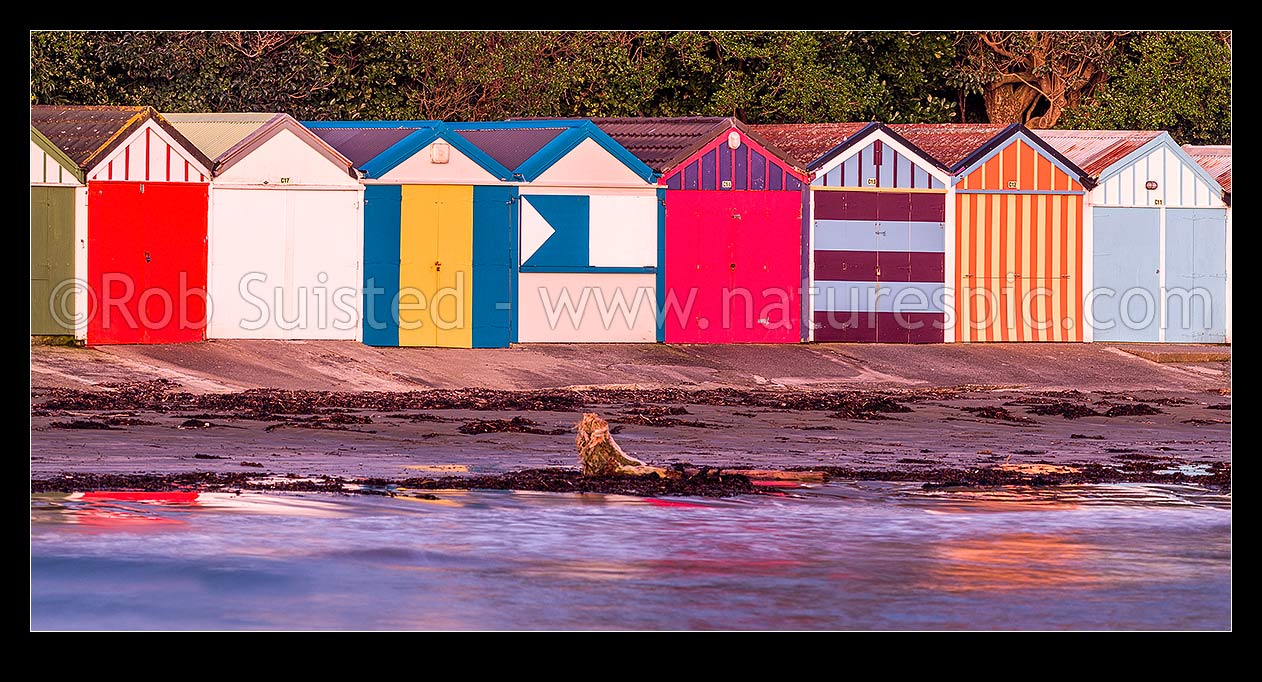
[927,534,1102,592]
[30,483,1230,630]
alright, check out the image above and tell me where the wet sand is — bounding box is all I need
[31,380,1231,494]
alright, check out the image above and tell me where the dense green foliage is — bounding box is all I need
[1061,32,1232,145]
[29,30,1230,144]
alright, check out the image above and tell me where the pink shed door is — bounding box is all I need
[665,190,801,343]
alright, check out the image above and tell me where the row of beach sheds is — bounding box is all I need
[30,105,1232,346]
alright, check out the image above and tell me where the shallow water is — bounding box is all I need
[30,483,1231,630]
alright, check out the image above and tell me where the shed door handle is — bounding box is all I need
[729,263,736,270]
[435,261,442,272]
[144,251,151,263]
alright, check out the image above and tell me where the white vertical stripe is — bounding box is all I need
[808,191,817,341]
[148,137,165,183]
[1158,205,1167,341]
[1225,206,1232,343]
[73,186,89,341]
[1006,194,1017,339]
[1082,200,1094,342]
[206,182,216,332]
[127,138,144,180]
[1164,149,1177,206]
[1120,166,1134,206]
[30,142,43,182]
[958,194,970,342]
[1148,149,1164,206]
[1051,195,1062,342]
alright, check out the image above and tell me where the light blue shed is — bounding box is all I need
[1041,130,1230,344]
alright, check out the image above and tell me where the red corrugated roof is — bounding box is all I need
[885,124,1009,169]
[1182,144,1232,193]
[592,117,730,172]
[1037,129,1163,178]
[747,123,870,168]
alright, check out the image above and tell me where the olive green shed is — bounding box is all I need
[30,126,84,337]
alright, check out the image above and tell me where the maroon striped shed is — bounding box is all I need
[755,122,953,343]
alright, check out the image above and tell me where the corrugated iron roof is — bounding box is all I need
[31,105,152,170]
[162,113,278,161]
[1037,129,1163,178]
[452,127,567,171]
[749,123,870,167]
[886,124,1009,169]
[306,126,432,169]
[1182,144,1232,193]
[591,117,730,172]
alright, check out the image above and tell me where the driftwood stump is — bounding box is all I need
[576,413,649,476]
[574,412,825,482]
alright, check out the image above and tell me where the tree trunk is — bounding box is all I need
[1027,73,1066,128]
[576,413,650,476]
[982,81,1040,124]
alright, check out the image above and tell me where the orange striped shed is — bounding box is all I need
[948,127,1094,343]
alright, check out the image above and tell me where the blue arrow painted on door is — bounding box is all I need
[521,194,590,268]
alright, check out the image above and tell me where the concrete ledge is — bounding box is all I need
[1111,344,1232,363]
[31,339,1232,394]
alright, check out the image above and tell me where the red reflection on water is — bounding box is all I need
[55,491,201,529]
[80,491,201,504]
[644,498,708,509]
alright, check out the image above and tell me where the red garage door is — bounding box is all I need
[665,190,801,343]
[87,182,208,344]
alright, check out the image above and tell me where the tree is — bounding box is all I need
[30,30,1229,140]
[31,31,340,116]
[950,31,1125,128]
[842,31,956,123]
[656,31,888,123]
[30,32,116,105]
[28,31,964,123]
[1059,32,1231,145]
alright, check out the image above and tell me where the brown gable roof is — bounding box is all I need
[748,122,870,167]
[31,105,214,174]
[592,117,730,172]
[886,124,1009,169]
[593,116,808,177]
